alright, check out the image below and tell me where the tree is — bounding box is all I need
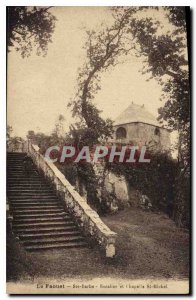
[53,114,66,138]
[7,6,56,57]
[67,13,139,211]
[70,7,189,154]
[7,125,13,139]
[69,10,136,146]
[7,125,25,152]
[112,7,189,164]
[68,7,190,223]
[111,6,190,226]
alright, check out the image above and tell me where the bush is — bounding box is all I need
[106,153,178,217]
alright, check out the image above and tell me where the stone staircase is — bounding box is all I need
[7,152,88,251]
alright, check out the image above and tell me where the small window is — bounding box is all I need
[154,127,160,136]
[116,127,127,140]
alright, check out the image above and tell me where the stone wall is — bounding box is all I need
[112,122,170,152]
[92,162,130,212]
[104,171,130,208]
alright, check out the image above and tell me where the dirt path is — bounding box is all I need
[7,207,189,282]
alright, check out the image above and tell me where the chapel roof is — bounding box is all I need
[114,102,161,127]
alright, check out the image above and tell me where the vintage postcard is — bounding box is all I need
[6,6,191,294]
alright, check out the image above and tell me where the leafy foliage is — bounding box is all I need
[7,125,25,152]
[23,7,190,225]
[7,125,13,139]
[111,6,190,226]
[68,10,137,143]
[7,6,56,57]
[166,7,187,30]
[65,7,190,222]
[66,12,138,210]
[107,152,178,219]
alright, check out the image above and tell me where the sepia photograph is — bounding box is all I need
[6,6,190,294]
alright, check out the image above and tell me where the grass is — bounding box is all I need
[7,207,189,282]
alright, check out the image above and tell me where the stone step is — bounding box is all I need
[10,200,59,205]
[8,175,40,179]
[9,198,59,203]
[7,167,27,170]
[13,215,71,224]
[8,186,48,190]
[9,194,57,198]
[7,168,26,171]
[8,192,55,196]
[7,163,27,166]
[19,230,81,240]
[8,172,36,175]
[7,152,26,154]
[14,208,65,214]
[7,154,26,157]
[7,151,88,251]
[9,195,55,199]
[23,235,85,246]
[13,220,75,229]
[9,194,56,199]
[8,183,52,187]
[8,186,52,190]
[7,177,46,181]
[7,174,38,177]
[10,199,58,204]
[7,169,35,172]
[7,154,26,156]
[8,188,53,193]
[8,187,48,191]
[7,161,26,164]
[25,241,87,251]
[7,171,39,174]
[13,205,62,211]
[9,197,57,201]
[13,205,63,214]
[14,225,77,234]
[7,170,38,173]
[7,182,47,186]
[7,168,36,171]
[7,155,26,157]
[7,158,25,160]
[7,181,49,188]
[11,202,60,208]
[7,167,25,169]
[7,162,32,165]
[7,164,25,166]
[7,160,26,162]
[7,164,26,166]
[7,182,54,190]
[7,178,45,182]
[14,212,68,219]
[7,163,29,165]
[7,157,24,159]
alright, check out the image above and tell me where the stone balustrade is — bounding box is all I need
[27,141,117,258]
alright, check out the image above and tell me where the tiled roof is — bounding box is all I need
[114,103,160,127]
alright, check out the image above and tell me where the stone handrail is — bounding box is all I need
[27,141,117,257]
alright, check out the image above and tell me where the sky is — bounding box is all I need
[8,7,172,139]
